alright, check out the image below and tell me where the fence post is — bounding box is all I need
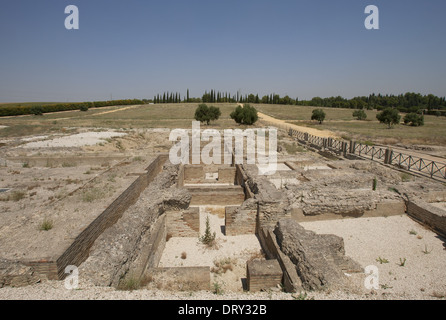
[349,141,355,154]
[384,148,393,165]
[342,142,348,157]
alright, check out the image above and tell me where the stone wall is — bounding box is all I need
[225,200,258,236]
[218,167,236,184]
[257,227,303,293]
[147,266,211,291]
[290,200,407,222]
[246,259,283,292]
[166,207,200,237]
[406,199,446,237]
[53,154,168,280]
[183,165,204,182]
[187,186,245,206]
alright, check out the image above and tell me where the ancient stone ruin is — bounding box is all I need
[1,129,446,295]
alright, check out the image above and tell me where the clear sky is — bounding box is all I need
[1,0,445,102]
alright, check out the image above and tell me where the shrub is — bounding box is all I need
[79,104,89,112]
[376,108,401,128]
[199,215,216,247]
[353,109,367,120]
[403,113,424,126]
[39,218,54,231]
[230,104,258,125]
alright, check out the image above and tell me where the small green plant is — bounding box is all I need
[10,191,25,202]
[22,162,30,168]
[199,215,216,247]
[380,284,393,290]
[293,292,314,300]
[400,173,412,182]
[409,229,418,235]
[212,281,224,295]
[62,162,76,168]
[388,187,401,194]
[118,275,141,291]
[376,257,389,264]
[116,140,125,151]
[39,218,54,231]
[372,177,377,191]
[398,258,407,267]
[422,245,432,254]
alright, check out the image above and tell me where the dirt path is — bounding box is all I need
[51,105,142,121]
[257,112,339,138]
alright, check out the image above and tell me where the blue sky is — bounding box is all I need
[0,0,445,102]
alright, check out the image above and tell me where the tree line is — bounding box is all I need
[0,99,144,117]
[150,90,446,116]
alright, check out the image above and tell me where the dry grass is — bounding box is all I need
[211,257,237,274]
[254,104,446,146]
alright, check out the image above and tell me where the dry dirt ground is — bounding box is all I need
[0,128,172,262]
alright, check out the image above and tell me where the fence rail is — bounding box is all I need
[286,128,446,180]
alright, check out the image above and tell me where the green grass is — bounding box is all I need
[39,218,54,231]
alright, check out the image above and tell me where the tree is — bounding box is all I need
[208,106,221,123]
[353,109,367,120]
[194,104,211,125]
[230,104,258,125]
[194,104,221,125]
[376,108,401,128]
[79,104,89,112]
[403,113,424,127]
[311,109,326,124]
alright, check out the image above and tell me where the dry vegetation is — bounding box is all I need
[255,104,446,146]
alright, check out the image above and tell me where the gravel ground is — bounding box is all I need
[21,131,127,148]
[158,206,264,293]
[0,214,445,300]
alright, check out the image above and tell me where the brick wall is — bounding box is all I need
[147,266,211,291]
[166,207,200,237]
[183,165,204,182]
[187,186,245,206]
[406,200,446,237]
[225,206,257,236]
[218,167,236,184]
[247,259,283,292]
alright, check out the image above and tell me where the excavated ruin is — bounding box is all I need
[1,130,446,294]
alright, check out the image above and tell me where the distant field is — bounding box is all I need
[1,102,445,146]
[254,104,446,146]
[0,103,241,138]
